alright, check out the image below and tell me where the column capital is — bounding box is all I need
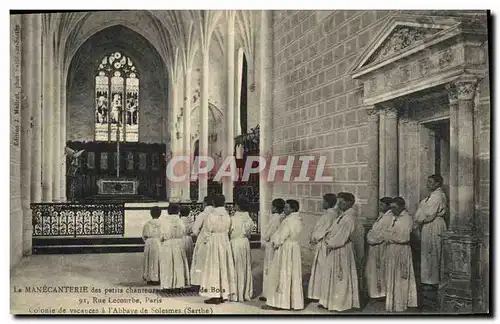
[384,106,398,119]
[456,80,478,101]
[366,107,380,122]
[445,83,459,104]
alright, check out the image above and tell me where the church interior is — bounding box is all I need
[10,10,490,314]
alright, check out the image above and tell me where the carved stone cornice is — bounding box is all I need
[366,107,380,122]
[445,83,458,105]
[456,80,478,101]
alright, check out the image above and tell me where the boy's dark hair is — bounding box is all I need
[272,198,285,214]
[392,197,406,207]
[214,194,226,207]
[429,174,444,186]
[286,199,300,212]
[337,192,355,206]
[168,203,180,215]
[237,197,250,212]
[180,206,191,217]
[380,197,393,205]
[323,193,337,208]
[150,206,162,219]
[204,195,214,206]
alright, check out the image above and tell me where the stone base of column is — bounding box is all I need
[438,230,480,313]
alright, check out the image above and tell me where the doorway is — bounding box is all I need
[419,118,450,225]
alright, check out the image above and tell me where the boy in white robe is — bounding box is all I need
[191,195,214,285]
[262,199,304,310]
[365,197,393,299]
[142,206,162,284]
[414,175,447,287]
[259,198,285,302]
[200,194,237,304]
[383,197,418,312]
[308,193,338,301]
[230,197,254,302]
[159,203,191,291]
[319,192,360,312]
[180,206,194,267]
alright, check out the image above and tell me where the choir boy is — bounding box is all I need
[259,198,285,302]
[199,194,237,304]
[191,195,215,285]
[180,205,194,266]
[142,206,162,284]
[262,199,304,311]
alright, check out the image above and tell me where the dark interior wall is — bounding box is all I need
[67,25,168,143]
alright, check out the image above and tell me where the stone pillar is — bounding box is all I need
[169,68,181,201]
[380,105,398,197]
[258,10,273,237]
[182,68,192,202]
[223,11,235,203]
[52,57,61,202]
[21,14,33,255]
[198,50,209,202]
[60,74,67,202]
[439,78,479,313]
[365,107,380,223]
[30,14,42,203]
[446,83,459,229]
[41,28,54,202]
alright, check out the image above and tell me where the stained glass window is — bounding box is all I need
[94,52,139,142]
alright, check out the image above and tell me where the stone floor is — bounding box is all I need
[11,249,425,315]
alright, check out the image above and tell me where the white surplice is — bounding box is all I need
[261,212,285,299]
[319,207,360,312]
[190,205,214,285]
[383,210,418,312]
[266,212,304,310]
[307,207,338,300]
[199,207,237,300]
[365,211,393,298]
[142,219,161,282]
[159,213,190,289]
[230,211,254,301]
[181,215,195,266]
[414,187,447,285]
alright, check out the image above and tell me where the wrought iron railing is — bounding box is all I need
[31,203,125,237]
[31,202,260,237]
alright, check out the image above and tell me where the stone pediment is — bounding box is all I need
[351,15,463,79]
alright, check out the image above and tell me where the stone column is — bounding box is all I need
[446,83,459,229]
[381,105,399,197]
[365,107,380,223]
[182,68,192,202]
[52,57,61,202]
[21,14,33,255]
[456,79,477,231]
[198,50,209,202]
[223,11,235,203]
[438,77,479,313]
[42,29,54,202]
[60,73,67,202]
[258,10,273,236]
[30,14,42,203]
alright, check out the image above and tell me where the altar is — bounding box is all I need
[97,178,139,195]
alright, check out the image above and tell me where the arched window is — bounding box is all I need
[95,51,139,142]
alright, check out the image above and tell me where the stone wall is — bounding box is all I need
[271,10,392,243]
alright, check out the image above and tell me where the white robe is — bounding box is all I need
[142,219,161,282]
[383,210,418,312]
[181,215,195,266]
[365,211,393,298]
[261,212,285,298]
[159,214,190,289]
[190,205,214,285]
[319,207,360,312]
[266,212,304,310]
[230,211,254,301]
[307,207,338,299]
[414,187,447,285]
[199,207,237,300]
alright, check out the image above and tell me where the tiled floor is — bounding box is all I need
[11,250,424,315]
